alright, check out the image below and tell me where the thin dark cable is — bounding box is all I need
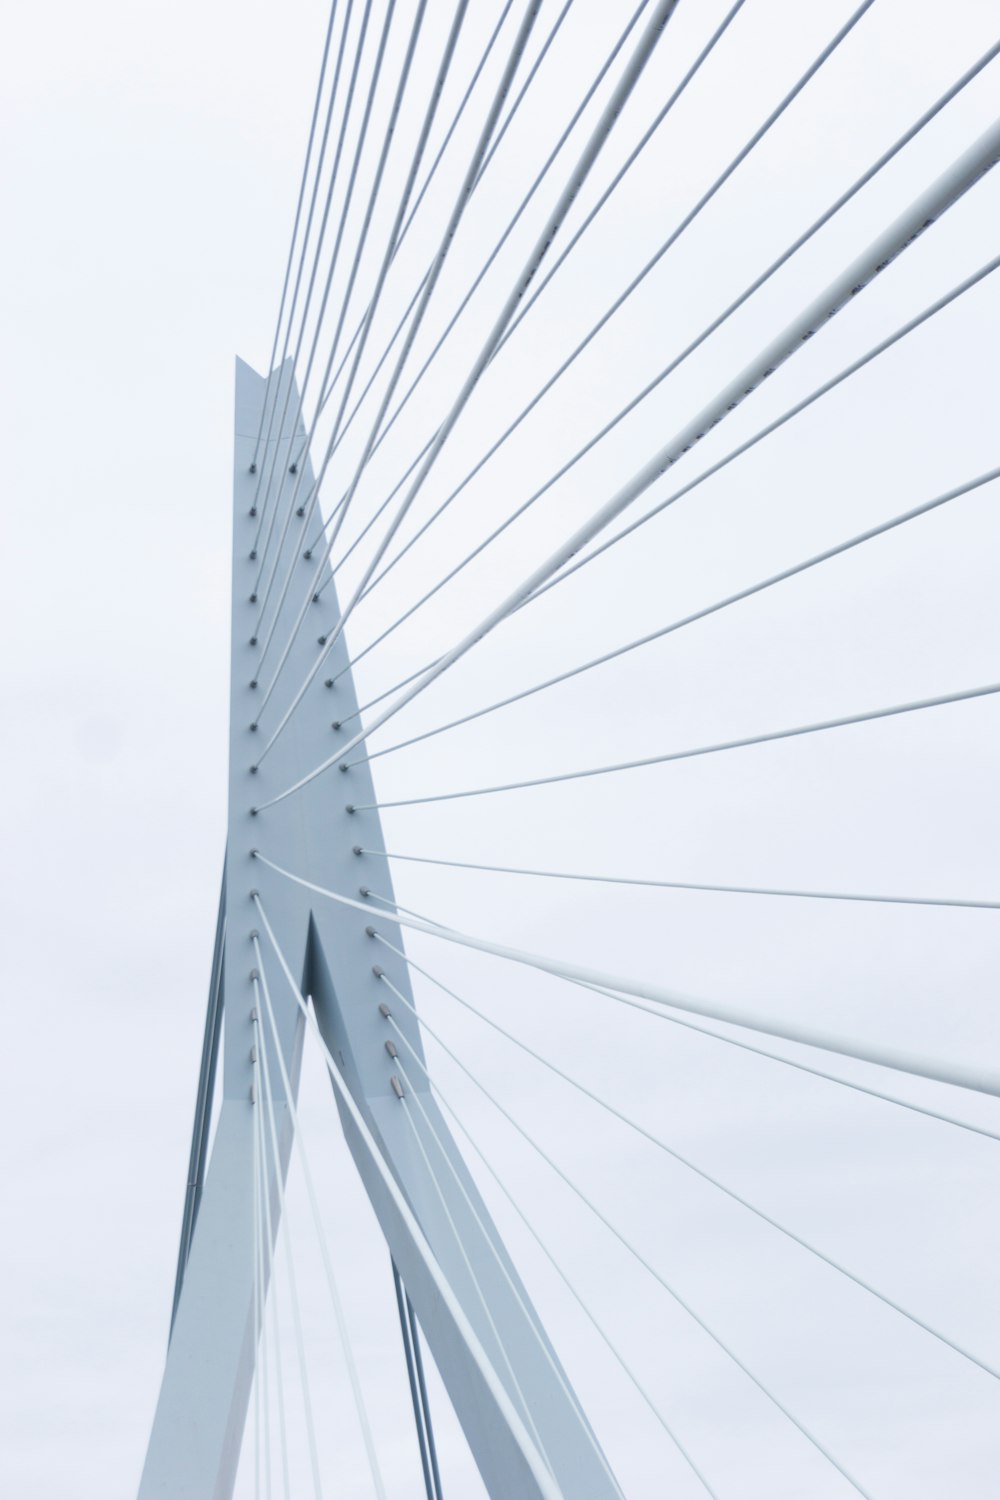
[391,1261,438,1500]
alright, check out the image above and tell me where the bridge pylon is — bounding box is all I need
[137,359,616,1500]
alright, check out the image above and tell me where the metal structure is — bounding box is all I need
[138,360,615,1500]
[136,4,1000,1497]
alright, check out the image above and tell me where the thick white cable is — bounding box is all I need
[253,0,472,663]
[373,989,872,1495]
[250,0,547,726]
[251,944,388,1500]
[358,845,1000,911]
[391,1051,628,1500]
[345,0,874,620]
[369,896,1000,1144]
[252,1044,292,1500]
[252,983,325,1500]
[251,0,370,564]
[390,1015,719,1498]
[550,975,1000,1146]
[252,0,392,595]
[377,941,1000,1380]
[257,120,1000,793]
[251,1,341,474]
[250,853,1000,1099]
[390,1073,559,1483]
[250,898,565,1500]
[348,466,1000,765]
[257,0,683,745]
[343,681,1000,809]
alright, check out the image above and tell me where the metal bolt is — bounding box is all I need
[249,635,258,646]
[249,722,258,732]
[384,1040,397,1059]
[249,680,258,690]
[249,765,258,775]
[249,463,257,474]
[378,1002,391,1018]
[390,1075,405,1100]
[372,964,383,978]
[249,549,257,561]
[360,886,370,898]
[317,635,327,645]
[365,926,376,939]
[289,463,297,475]
[346,804,355,814]
[249,506,257,517]
[339,762,349,773]
[304,549,312,560]
[296,507,305,517]
[352,845,362,855]
[249,593,257,604]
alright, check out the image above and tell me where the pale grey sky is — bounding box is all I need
[1,1,998,1496]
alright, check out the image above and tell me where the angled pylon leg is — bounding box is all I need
[138,360,618,1500]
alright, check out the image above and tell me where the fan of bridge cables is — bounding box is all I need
[229,1,1000,1495]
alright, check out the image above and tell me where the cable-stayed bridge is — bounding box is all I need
[137,2,1000,1495]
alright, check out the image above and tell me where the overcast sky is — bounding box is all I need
[1,1,999,1496]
